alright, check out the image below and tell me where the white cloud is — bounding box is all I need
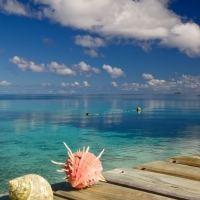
[84,49,98,57]
[119,74,200,92]
[177,80,183,85]
[75,35,106,48]
[147,78,177,90]
[71,82,79,87]
[181,75,200,82]
[180,74,200,89]
[160,23,200,57]
[72,61,91,72]
[9,56,45,72]
[61,82,70,87]
[142,73,154,80]
[2,0,200,56]
[31,0,200,57]
[120,74,178,91]
[83,81,89,87]
[92,67,101,74]
[0,80,12,86]
[111,82,118,87]
[103,64,126,78]
[148,79,166,86]
[0,0,27,15]
[121,82,140,91]
[10,56,100,77]
[72,61,100,75]
[47,62,76,76]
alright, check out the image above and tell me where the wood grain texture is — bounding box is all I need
[133,161,200,180]
[166,155,200,167]
[52,181,176,200]
[104,168,200,200]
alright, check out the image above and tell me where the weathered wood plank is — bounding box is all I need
[133,161,200,181]
[192,154,200,157]
[166,155,200,167]
[103,168,200,200]
[52,181,176,200]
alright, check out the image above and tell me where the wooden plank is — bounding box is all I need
[166,155,200,167]
[52,181,176,200]
[192,154,200,157]
[133,161,200,181]
[103,168,200,200]
[0,181,177,200]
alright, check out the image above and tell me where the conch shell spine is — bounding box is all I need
[52,142,106,189]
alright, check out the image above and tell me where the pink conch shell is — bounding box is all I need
[51,142,106,189]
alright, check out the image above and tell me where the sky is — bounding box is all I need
[0,0,200,94]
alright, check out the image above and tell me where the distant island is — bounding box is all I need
[174,92,181,94]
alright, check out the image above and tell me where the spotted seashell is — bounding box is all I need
[9,174,53,200]
[52,142,106,189]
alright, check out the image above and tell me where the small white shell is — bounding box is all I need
[9,174,53,200]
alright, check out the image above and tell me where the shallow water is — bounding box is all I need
[0,94,200,194]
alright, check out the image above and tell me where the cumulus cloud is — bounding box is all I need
[83,81,89,87]
[180,74,200,89]
[121,82,141,91]
[0,0,27,15]
[30,0,200,57]
[71,82,79,87]
[142,73,154,80]
[103,64,126,78]
[2,0,200,56]
[75,35,106,48]
[61,82,70,87]
[147,78,176,90]
[119,73,179,91]
[160,23,200,57]
[111,82,118,87]
[84,49,98,57]
[92,67,101,74]
[75,35,106,57]
[10,56,99,77]
[148,79,166,86]
[0,80,12,86]
[10,56,45,72]
[72,61,101,75]
[47,62,76,76]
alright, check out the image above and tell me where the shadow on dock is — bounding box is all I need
[0,194,9,200]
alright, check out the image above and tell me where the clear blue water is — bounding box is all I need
[0,94,200,194]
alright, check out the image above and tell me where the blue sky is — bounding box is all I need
[0,0,200,94]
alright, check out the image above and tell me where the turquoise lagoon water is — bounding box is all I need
[0,94,200,194]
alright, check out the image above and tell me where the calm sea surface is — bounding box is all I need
[0,94,200,194]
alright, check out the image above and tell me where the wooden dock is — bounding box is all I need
[1,154,200,200]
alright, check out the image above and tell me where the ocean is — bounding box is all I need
[0,94,200,194]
